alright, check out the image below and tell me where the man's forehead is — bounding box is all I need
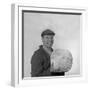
[43,35,54,38]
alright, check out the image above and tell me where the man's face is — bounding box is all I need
[42,35,54,48]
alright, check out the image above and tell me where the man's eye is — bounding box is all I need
[46,37,49,39]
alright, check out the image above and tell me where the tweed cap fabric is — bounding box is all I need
[41,29,55,37]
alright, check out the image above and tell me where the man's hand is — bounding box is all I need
[50,62,61,72]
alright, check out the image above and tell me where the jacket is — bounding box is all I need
[31,45,65,77]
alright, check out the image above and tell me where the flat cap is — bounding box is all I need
[41,29,55,37]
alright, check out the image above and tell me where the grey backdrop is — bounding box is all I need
[23,12,81,77]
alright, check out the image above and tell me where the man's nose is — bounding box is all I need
[49,39,53,42]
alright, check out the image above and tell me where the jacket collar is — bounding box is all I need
[39,45,53,57]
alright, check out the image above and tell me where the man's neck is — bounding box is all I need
[43,45,52,56]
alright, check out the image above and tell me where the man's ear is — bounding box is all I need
[41,37,44,42]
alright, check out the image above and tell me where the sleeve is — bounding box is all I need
[31,52,51,77]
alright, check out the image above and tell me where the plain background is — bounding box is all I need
[24,12,80,77]
[0,0,90,89]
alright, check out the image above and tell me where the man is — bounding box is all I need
[31,29,65,77]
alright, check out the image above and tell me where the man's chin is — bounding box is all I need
[44,44,53,48]
[47,45,53,48]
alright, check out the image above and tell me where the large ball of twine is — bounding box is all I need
[50,49,73,72]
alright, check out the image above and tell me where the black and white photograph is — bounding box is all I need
[11,4,87,87]
[22,9,81,78]
[0,0,89,89]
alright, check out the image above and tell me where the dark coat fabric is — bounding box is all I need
[31,45,65,77]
